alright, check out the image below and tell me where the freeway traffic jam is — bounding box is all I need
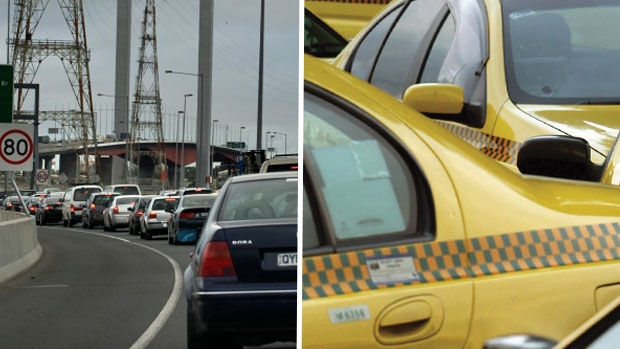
[2,156,298,349]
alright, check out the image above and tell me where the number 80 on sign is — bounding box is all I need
[0,124,34,171]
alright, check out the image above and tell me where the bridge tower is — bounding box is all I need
[129,0,167,189]
[10,0,99,183]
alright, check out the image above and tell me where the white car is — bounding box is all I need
[61,185,103,227]
[102,195,140,232]
[139,196,179,240]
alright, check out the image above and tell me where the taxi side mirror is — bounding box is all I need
[517,135,603,181]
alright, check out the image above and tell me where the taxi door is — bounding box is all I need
[302,87,472,348]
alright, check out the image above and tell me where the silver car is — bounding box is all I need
[102,195,140,232]
[139,196,179,240]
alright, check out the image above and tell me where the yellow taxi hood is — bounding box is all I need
[517,104,620,159]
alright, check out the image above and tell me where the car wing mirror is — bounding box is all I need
[517,135,603,181]
[483,334,556,349]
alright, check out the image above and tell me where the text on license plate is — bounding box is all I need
[277,253,297,267]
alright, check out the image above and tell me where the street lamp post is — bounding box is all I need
[165,69,209,187]
[179,93,192,187]
[97,93,130,182]
[272,131,288,155]
[239,126,246,150]
[211,119,218,188]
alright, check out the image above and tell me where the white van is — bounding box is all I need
[103,184,141,196]
[61,185,103,227]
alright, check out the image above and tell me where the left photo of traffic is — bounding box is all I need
[0,1,299,349]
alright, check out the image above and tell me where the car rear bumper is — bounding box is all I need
[188,289,296,336]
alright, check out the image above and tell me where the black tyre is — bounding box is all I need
[82,216,88,229]
[145,229,152,240]
[35,214,40,226]
[109,223,116,232]
[63,217,68,227]
[39,214,46,226]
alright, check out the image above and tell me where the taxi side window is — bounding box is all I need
[304,90,429,251]
[349,5,401,82]
[369,0,446,98]
[420,12,456,83]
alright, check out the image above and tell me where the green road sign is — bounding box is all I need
[0,65,13,123]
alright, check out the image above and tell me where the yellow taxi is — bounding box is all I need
[332,0,620,175]
[305,0,392,40]
[303,54,620,348]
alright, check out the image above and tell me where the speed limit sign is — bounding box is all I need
[0,123,34,171]
[35,169,49,185]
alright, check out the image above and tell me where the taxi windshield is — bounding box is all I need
[503,0,620,104]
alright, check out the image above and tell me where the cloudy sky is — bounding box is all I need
[0,0,300,155]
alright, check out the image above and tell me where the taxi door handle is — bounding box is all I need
[375,297,443,345]
[379,301,431,328]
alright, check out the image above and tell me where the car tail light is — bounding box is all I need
[136,209,144,217]
[112,205,119,214]
[89,203,96,210]
[180,211,195,219]
[45,205,51,211]
[7,202,12,208]
[198,241,236,277]
[70,204,75,212]
[148,211,157,219]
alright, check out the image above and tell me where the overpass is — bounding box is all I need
[37,140,243,188]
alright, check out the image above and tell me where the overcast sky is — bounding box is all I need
[1,0,300,155]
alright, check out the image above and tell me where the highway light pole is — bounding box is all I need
[179,93,192,187]
[211,119,218,187]
[97,93,130,182]
[166,70,208,187]
[272,131,288,155]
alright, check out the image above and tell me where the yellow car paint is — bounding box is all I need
[304,55,620,349]
[332,0,620,175]
[305,0,392,40]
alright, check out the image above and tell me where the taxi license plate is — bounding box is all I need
[277,253,297,267]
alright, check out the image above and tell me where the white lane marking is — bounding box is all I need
[46,227,183,349]
[13,284,70,289]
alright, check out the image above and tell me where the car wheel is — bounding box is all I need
[39,214,46,226]
[145,229,152,240]
[88,217,94,229]
[68,218,74,227]
[35,214,40,226]
[129,224,134,235]
[63,217,68,227]
[82,216,88,229]
[167,233,173,244]
[139,229,145,239]
[109,223,116,232]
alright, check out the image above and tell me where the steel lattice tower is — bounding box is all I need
[10,0,99,182]
[129,0,167,188]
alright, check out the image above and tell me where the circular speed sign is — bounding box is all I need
[0,128,34,165]
[36,169,49,184]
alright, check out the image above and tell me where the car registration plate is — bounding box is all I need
[277,253,297,267]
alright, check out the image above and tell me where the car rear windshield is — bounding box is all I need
[218,177,298,221]
[151,198,178,211]
[114,186,140,195]
[183,195,217,208]
[93,195,115,205]
[74,188,102,201]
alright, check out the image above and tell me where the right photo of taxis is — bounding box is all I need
[303,0,620,348]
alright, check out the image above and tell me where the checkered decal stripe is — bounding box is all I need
[302,222,620,300]
[436,121,521,165]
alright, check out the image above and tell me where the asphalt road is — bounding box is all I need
[0,223,296,349]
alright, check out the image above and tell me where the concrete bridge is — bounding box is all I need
[37,140,243,188]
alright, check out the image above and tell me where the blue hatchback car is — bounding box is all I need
[184,172,298,349]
